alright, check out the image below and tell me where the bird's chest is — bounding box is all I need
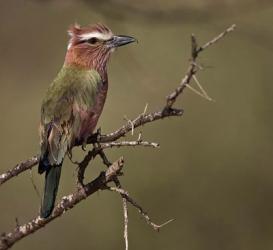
[73,82,108,141]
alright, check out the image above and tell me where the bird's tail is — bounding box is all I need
[39,161,62,218]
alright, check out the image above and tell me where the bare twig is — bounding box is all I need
[197,24,236,53]
[102,140,159,148]
[76,139,158,187]
[98,150,112,167]
[76,148,98,188]
[110,187,173,232]
[165,24,236,110]
[112,178,129,250]
[123,198,129,250]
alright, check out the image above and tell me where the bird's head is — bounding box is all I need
[65,23,136,78]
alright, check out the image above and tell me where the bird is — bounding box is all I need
[38,23,136,218]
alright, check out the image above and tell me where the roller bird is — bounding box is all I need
[38,23,136,218]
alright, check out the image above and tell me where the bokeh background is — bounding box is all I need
[1,0,273,249]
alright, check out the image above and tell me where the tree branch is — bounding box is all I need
[0,158,124,250]
[0,156,38,186]
[88,108,183,144]
[165,24,236,110]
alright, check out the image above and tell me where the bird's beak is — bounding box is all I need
[108,35,137,48]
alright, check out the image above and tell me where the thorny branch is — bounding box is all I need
[164,24,236,110]
[0,24,236,250]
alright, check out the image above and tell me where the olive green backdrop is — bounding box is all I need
[1,1,273,249]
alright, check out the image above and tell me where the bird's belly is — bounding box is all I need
[78,109,99,141]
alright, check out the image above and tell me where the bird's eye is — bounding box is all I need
[88,37,99,44]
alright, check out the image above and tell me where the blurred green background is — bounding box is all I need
[1,0,273,249]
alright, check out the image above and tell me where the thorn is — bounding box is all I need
[15,217,19,228]
[193,75,215,102]
[124,115,134,136]
[185,83,207,100]
[143,103,148,115]
[137,132,142,142]
[157,218,174,230]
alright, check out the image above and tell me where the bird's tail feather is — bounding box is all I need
[40,162,62,218]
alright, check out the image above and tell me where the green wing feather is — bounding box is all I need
[40,65,102,167]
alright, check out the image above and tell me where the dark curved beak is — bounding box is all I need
[108,35,137,48]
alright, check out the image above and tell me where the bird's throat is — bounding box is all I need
[65,47,110,82]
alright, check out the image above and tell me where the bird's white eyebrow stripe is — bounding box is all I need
[78,32,112,41]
